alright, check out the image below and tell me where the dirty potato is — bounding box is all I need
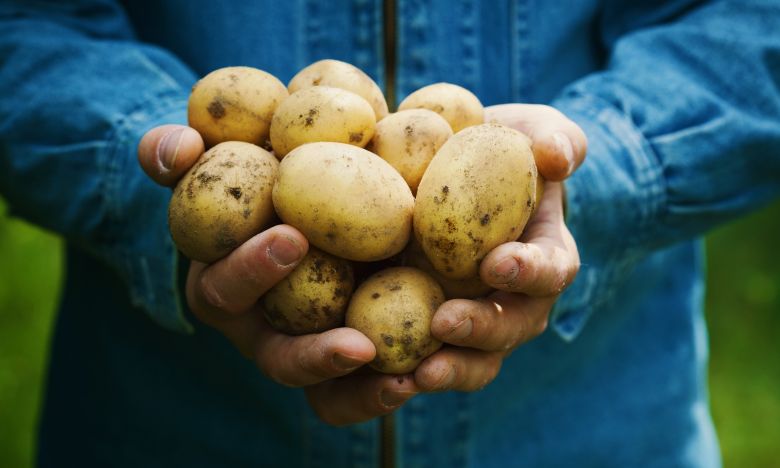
[188,66,288,149]
[262,247,354,335]
[269,86,376,158]
[397,82,484,133]
[346,267,444,374]
[168,141,279,263]
[414,123,537,279]
[367,109,452,194]
[288,59,389,121]
[272,142,414,262]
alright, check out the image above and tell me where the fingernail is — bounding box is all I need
[446,318,473,341]
[268,235,303,267]
[552,132,575,175]
[491,257,518,283]
[332,353,364,372]
[158,128,186,170]
[380,390,416,408]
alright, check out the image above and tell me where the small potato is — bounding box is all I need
[188,66,288,149]
[273,142,414,262]
[401,237,493,299]
[270,86,376,158]
[367,109,453,194]
[346,267,444,374]
[262,248,354,335]
[288,59,389,121]
[168,141,278,263]
[414,123,537,279]
[397,82,484,133]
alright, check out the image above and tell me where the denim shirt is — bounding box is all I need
[1,0,779,466]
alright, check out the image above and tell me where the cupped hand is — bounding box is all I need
[413,104,585,392]
[138,125,418,426]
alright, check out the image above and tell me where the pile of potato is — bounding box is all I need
[169,60,539,374]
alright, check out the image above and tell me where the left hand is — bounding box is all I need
[414,103,585,391]
[304,104,586,422]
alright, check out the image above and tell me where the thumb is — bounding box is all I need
[138,124,205,187]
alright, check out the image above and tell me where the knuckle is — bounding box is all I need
[534,317,549,337]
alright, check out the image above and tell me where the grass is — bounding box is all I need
[0,198,778,466]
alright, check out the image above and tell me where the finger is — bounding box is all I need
[254,325,377,387]
[415,347,503,392]
[481,183,579,296]
[305,372,418,426]
[187,224,308,317]
[430,293,553,352]
[480,242,578,296]
[138,124,205,186]
[485,104,587,181]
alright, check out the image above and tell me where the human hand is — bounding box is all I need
[138,125,418,425]
[413,104,585,392]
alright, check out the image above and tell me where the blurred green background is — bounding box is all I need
[1,198,779,467]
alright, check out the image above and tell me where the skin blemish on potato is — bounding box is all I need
[480,213,490,225]
[304,107,319,127]
[226,187,242,200]
[349,131,363,143]
[207,99,226,119]
[371,292,381,299]
[382,334,395,347]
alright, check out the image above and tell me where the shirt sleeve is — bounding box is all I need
[549,0,780,340]
[0,1,198,332]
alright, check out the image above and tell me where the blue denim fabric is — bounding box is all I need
[1,0,779,466]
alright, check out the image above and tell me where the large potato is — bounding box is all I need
[397,82,484,133]
[346,267,444,374]
[168,142,279,263]
[188,66,288,149]
[288,59,389,121]
[401,237,493,299]
[273,142,414,261]
[262,248,354,335]
[414,123,537,279]
[269,86,376,158]
[367,109,453,194]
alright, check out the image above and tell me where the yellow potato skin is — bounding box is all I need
[288,59,389,121]
[414,123,537,280]
[269,86,376,158]
[262,248,354,335]
[367,109,453,194]
[272,142,414,261]
[397,82,484,133]
[188,66,288,149]
[168,142,279,263]
[346,267,444,374]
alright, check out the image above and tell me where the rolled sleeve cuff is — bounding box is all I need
[548,90,667,341]
[100,94,193,333]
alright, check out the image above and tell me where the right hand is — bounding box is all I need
[138,125,420,425]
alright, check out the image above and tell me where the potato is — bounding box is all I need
[262,248,354,335]
[414,123,537,279]
[188,66,288,149]
[346,267,444,374]
[397,82,484,133]
[288,59,389,121]
[269,86,376,158]
[168,141,278,263]
[273,142,414,261]
[401,237,493,299]
[367,109,453,194]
